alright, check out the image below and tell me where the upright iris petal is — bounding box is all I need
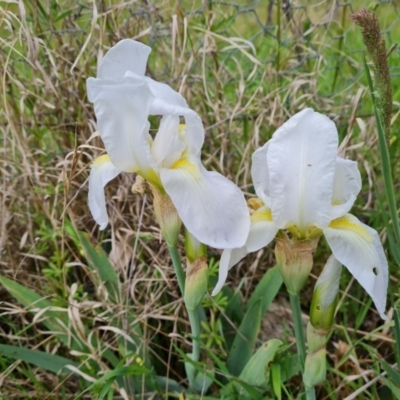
[267,108,338,232]
[214,108,388,319]
[86,39,249,250]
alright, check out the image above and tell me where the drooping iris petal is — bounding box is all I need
[330,158,362,220]
[246,206,279,252]
[323,213,388,319]
[97,39,151,80]
[159,156,250,249]
[151,115,185,167]
[211,206,279,296]
[87,76,160,187]
[267,108,338,231]
[251,143,271,207]
[212,247,247,296]
[88,155,121,230]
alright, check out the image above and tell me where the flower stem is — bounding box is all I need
[168,245,185,295]
[167,245,201,362]
[305,386,316,400]
[289,293,316,399]
[187,307,201,362]
[289,293,306,369]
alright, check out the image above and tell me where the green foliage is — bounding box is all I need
[0,344,78,374]
[227,299,262,377]
[245,265,283,315]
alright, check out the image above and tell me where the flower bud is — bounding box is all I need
[275,235,319,295]
[151,186,182,247]
[304,256,342,388]
[184,230,208,310]
[310,255,342,330]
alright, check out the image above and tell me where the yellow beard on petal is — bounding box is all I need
[170,158,202,179]
[92,154,112,167]
[251,208,272,222]
[328,215,373,242]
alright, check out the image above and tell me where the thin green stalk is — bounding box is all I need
[168,245,185,295]
[167,245,201,364]
[363,58,400,247]
[289,293,306,369]
[289,293,316,400]
[305,386,316,400]
[187,307,201,362]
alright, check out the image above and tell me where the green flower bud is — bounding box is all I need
[184,230,208,310]
[310,255,342,330]
[275,235,319,295]
[151,186,182,247]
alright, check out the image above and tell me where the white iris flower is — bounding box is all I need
[86,39,249,249]
[213,108,388,319]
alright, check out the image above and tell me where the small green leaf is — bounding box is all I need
[239,339,282,388]
[0,344,77,374]
[227,299,262,376]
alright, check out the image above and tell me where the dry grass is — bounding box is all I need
[0,0,399,399]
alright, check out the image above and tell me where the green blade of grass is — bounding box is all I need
[0,344,78,374]
[66,222,120,302]
[0,275,68,341]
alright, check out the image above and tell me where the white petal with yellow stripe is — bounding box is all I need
[323,213,388,319]
[159,155,250,250]
[212,205,279,295]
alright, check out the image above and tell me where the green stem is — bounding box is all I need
[305,386,316,400]
[289,293,306,369]
[289,293,316,399]
[167,245,201,363]
[168,245,185,295]
[187,307,201,362]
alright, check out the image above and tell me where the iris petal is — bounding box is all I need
[324,214,388,319]
[88,155,121,230]
[160,156,250,249]
[97,39,151,80]
[267,108,338,231]
[211,247,247,296]
[251,143,271,207]
[87,76,160,186]
[331,157,362,220]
